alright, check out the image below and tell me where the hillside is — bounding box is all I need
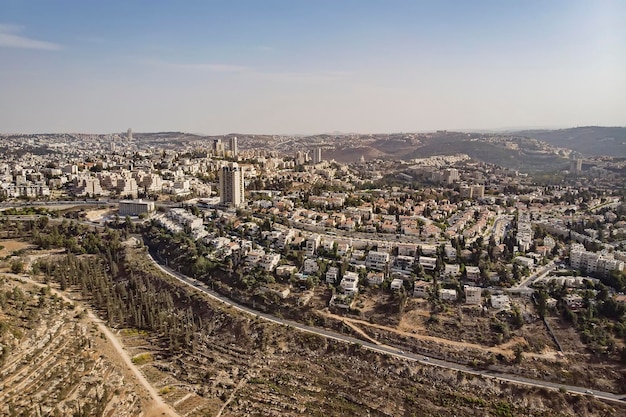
[0,271,154,416]
[326,132,569,172]
[516,127,626,157]
[408,134,568,171]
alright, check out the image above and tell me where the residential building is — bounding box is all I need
[464,286,482,305]
[276,265,297,278]
[439,288,457,301]
[443,264,461,278]
[366,250,390,271]
[326,266,339,284]
[303,258,319,275]
[219,162,245,207]
[418,256,437,271]
[465,266,481,281]
[213,138,225,156]
[515,256,535,268]
[306,234,321,256]
[393,255,415,271]
[260,253,281,272]
[367,271,384,286]
[340,271,359,294]
[312,147,322,164]
[413,280,430,298]
[229,136,238,157]
[390,278,404,290]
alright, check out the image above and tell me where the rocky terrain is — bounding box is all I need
[2,235,626,416]
[0,273,145,417]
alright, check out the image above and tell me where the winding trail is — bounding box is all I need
[8,273,180,417]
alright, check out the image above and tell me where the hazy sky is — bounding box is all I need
[1,0,624,134]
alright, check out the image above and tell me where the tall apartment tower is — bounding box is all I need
[229,136,238,157]
[443,168,459,184]
[570,158,582,174]
[219,162,245,207]
[213,139,225,157]
[312,147,322,164]
[127,128,133,141]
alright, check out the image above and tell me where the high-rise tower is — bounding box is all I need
[213,139,225,157]
[219,162,245,207]
[570,158,582,174]
[312,147,322,164]
[229,136,238,158]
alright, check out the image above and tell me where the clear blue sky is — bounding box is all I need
[1,0,624,134]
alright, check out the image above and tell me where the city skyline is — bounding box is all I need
[1,0,625,134]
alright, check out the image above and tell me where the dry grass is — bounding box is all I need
[0,240,33,258]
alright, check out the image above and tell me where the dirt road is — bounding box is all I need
[9,273,180,417]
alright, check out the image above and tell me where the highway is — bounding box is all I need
[0,199,180,210]
[146,253,625,405]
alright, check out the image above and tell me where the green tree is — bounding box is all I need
[10,260,25,274]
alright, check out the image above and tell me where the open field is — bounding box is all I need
[0,239,33,258]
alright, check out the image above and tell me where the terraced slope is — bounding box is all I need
[0,274,144,417]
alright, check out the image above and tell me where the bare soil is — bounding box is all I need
[0,239,33,258]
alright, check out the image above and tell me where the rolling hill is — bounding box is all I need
[515,127,626,157]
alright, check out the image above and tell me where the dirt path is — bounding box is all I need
[333,316,381,346]
[318,310,521,356]
[89,313,179,417]
[8,273,180,417]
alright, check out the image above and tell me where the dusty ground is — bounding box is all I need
[0,273,148,416]
[85,208,114,222]
[0,239,33,258]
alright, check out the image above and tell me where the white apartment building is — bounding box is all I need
[570,243,625,276]
[464,286,482,305]
[418,256,437,271]
[340,271,359,294]
[326,266,339,284]
[413,280,430,298]
[306,234,321,256]
[303,258,319,275]
[465,266,481,281]
[390,278,404,290]
[219,162,245,207]
[443,264,461,278]
[439,288,457,301]
[366,251,390,271]
[229,136,238,157]
[260,253,281,272]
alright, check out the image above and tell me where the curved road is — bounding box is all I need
[4,200,625,404]
[147,253,625,405]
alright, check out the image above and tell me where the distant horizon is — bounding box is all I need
[2,124,625,137]
[1,1,624,133]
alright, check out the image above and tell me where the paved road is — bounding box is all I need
[0,199,179,210]
[4,201,625,404]
[147,254,625,405]
[515,259,559,290]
